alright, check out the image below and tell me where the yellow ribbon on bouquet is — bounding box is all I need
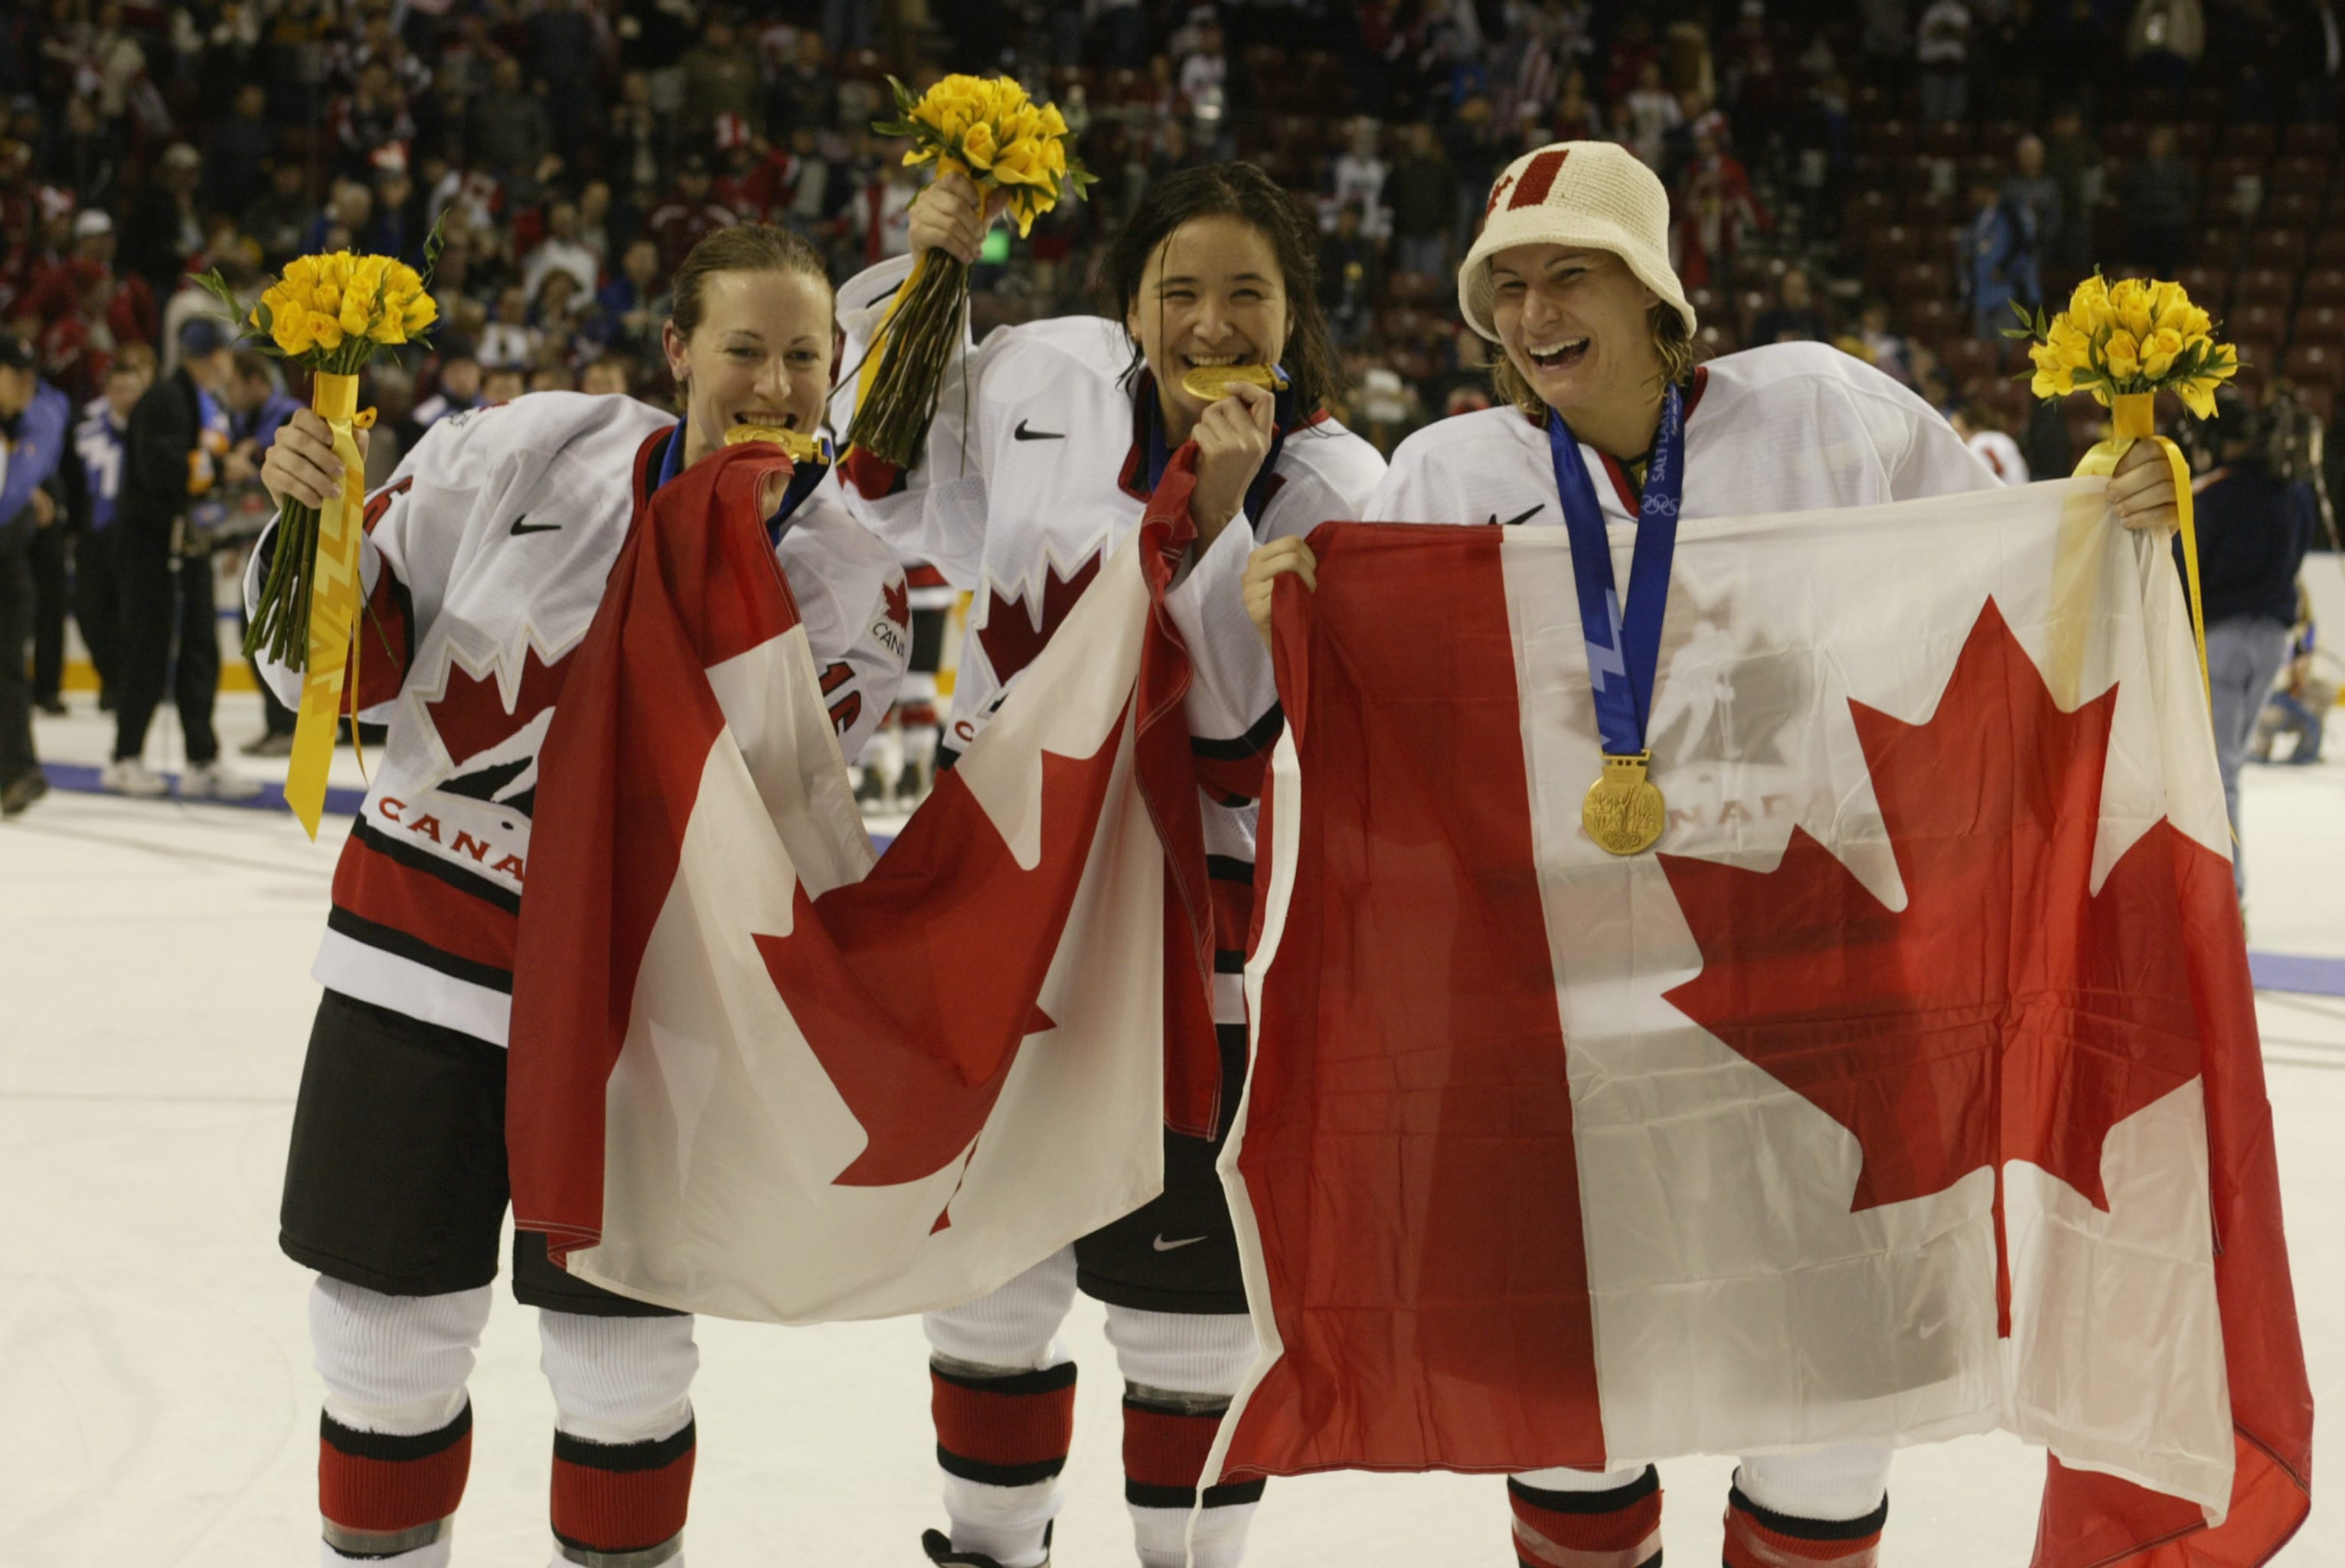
[285,371,377,838]
[2071,390,2208,705]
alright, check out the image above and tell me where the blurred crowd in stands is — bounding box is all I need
[2,1,2341,459]
[0,0,2340,808]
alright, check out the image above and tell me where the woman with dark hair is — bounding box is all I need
[253,225,909,1568]
[829,161,1384,1568]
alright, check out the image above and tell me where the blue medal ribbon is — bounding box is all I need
[1547,381,1686,758]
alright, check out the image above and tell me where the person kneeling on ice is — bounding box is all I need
[831,161,1386,1568]
[254,226,907,1568]
[1243,140,2183,1568]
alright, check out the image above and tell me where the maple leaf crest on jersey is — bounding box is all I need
[978,550,1102,685]
[240,390,910,1049]
[420,638,579,819]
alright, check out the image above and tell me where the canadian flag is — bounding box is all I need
[506,445,1218,1323]
[1215,478,2311,1564]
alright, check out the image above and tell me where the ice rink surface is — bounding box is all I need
[6,694,2337,1567]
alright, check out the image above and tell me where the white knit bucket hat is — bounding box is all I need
[1457,141,1697,344]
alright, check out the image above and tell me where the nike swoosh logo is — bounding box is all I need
[1013,420,1065,441]
[1487,504,1545,528]
[509,514,560,536]
[1152,1233,1208,1252]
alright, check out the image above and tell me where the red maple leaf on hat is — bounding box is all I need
[1658,600,2215,1335]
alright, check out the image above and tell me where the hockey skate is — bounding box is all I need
[919,1523,1050,1567]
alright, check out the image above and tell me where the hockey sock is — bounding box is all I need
[1122,1387,1265,1568]
[1720,1485,1887,1568]
[309,1278,491,1567]
[539,1310,700,1567]
[319,1403,472,1566]
[548,1421,697,1566]
[1507,1465,1663,1568]
[930,1358,1078,1568]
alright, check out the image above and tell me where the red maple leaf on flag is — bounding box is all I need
[882,576,910,629]
[426,645,575,764]
[980,554,1100,684]
[1659,600,2212,1334]
[753,707,1126,1197]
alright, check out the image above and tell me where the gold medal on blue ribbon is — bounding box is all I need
[1551,381,1686,857]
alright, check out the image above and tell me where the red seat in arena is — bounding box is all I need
[2229,302,2288,344]
[2177,264,2230,307]
[1860,119,1917,158]
[2268,156,2331,195]
[2262,191,2322,230]
[2193,224,2242,265]
[2224,123,2278,160]
[2281,341,2342,387]
[2291,303,2345,346]
[2250,228,2309,269]
[2282,121,2338,158]
[2233,266,2294,309]
[2231,338,2282,382]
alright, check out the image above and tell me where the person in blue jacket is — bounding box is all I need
[0,329,71,815]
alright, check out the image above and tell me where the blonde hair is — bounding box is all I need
[1489,302,1697,420]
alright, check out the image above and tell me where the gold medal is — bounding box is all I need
[725,423,821,463]
[1179,363,1289,402]
[1582,751,1666,856]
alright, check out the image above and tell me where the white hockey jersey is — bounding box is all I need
[249,390,909,1047]
[1370,343,1999,529]
[831,253,1386,762]
[829,254,1386,1064]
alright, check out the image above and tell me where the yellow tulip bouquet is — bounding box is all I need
[848,74,1094,466]
[2009,272,2241,706]
[193,236,440,835]
[2009,273,2239,416]
[196,246,439,668]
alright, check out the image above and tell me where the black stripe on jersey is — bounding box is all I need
[1127,1478,1269,1511]
[930,1361,1079,1398]
[938,1447,1070,1489]
[352,817,524,915]
[327,906,516,995]
[1213,949,1247,974]
[551,1420,697,1473]
[1205,855,1254,884]
[1190,704,1285,761]
[321,1402,472,1461]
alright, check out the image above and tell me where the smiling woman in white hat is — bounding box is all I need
[1243,140,2183,642]
[1238,139,2187,1568]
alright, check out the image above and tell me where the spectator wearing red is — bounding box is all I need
[649,153,737,276]
[714,118,801,229]
[28,211,155,348]
[1674,127,1764,289]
